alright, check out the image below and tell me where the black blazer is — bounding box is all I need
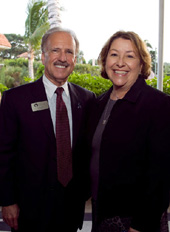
[88,77,170,232]
[0,77,95,230]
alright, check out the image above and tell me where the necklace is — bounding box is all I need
[111,88,128,100]
[102,99,115,125]
[111,91,119,100]
[115,95,119,100]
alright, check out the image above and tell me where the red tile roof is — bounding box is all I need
[17,52,28,59]
[0,34,11,49]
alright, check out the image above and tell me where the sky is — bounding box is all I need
[0,0,170,63]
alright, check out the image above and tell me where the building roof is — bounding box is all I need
[17,52,28,59]
[0,34,11,50]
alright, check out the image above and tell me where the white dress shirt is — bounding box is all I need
[43,75,73,146]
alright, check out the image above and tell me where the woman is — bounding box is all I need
[88,31,170,232]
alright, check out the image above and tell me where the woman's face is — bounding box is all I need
[105,38,142,90]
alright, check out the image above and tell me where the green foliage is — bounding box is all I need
[164,63,170,75]
[25,0,49,50]
[0,34,28,59]
[2,57,170,98]
[88,59,98,66]
[144,39,157,73]
[0,83,8,94]
[146,77,157,89]
[24,77,33,83]
[35,63,101,79]
[146,76,170,96]
[162,76,170,95]
[24,0,49,79]
[77,51,86,64]
[74,64,100,76]
[68,72,112,96]
[1,59,29,88]
[35,63,44,80]
[0,66,27,88]
[4,58,28,67]
[35,63,111,96]
[0,58,42,88]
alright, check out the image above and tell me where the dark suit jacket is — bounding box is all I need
[88,77,170,232]
[0,77,95,231]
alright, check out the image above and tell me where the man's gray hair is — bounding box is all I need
[41,27,79,55]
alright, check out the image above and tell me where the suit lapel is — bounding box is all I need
[30,78,56,144]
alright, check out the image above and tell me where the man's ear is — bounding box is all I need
[41,53,45,65]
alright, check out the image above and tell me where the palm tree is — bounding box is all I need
[145,40,157,73]
[25,0,49,80]
[144,40,153,50]
[47,0,62,28]
[77,51,85,64]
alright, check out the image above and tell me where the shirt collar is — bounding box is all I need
[43,75,69,99]
[97,76,145,104]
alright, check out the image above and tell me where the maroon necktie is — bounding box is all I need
[55,87,72,187]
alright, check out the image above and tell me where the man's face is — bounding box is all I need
[41,31,77,86]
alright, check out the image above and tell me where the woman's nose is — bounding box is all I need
[116,57,125,67]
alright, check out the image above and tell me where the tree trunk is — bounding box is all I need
[48,0,61,28]
[28,43,34,80]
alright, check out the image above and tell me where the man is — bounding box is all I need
[0,27,94,232]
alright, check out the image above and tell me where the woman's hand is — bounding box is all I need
[128,227,140,232]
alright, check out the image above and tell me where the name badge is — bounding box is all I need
[31,101,49,112]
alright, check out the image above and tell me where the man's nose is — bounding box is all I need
[58,51,67,61]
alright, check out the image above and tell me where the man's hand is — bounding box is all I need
[2,204,20,230]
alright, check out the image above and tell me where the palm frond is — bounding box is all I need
[25,0,48,38]
[30,22,50,50]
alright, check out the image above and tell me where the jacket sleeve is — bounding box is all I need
[0,91,18,206]
[131,95,170,231]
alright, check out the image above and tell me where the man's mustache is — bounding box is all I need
[54,61,69,67]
